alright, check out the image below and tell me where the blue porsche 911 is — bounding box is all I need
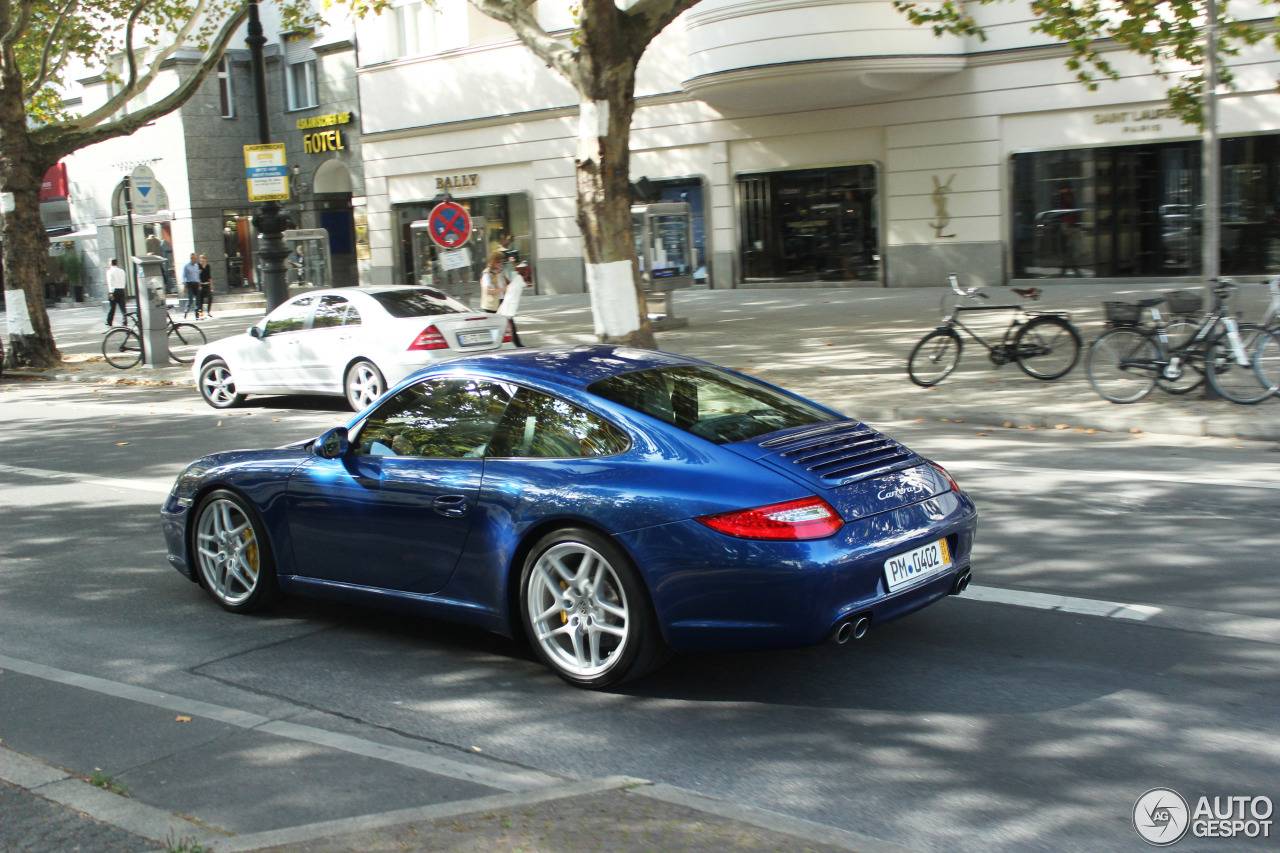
[162,345,977,688]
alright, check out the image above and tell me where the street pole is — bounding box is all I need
[123,175,146,364]
[246,0,292,312]
[1202,0,1220,284]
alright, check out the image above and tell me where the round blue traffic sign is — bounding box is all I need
[427,201,472,249]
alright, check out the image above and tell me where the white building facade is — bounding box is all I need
[354,0,1280,292]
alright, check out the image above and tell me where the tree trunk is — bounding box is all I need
[574,7,655,349]
[0,53,60,368]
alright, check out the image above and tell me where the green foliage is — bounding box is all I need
[88,769,127,795]
[891,0,1280,129]
[163,832,211,853]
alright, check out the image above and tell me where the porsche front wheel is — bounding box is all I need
[191,490,278,613]
[520,528,669,689]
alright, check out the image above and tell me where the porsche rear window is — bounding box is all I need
[588,366,836,444]
[370,288,469,318]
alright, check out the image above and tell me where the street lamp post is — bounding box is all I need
[246,0,293,312]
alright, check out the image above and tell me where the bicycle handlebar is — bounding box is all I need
[948,273,989,299]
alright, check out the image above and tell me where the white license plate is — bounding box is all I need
[884,538,951,592]
[458,331,492,347]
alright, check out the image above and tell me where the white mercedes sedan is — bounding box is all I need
[193,286,516,411]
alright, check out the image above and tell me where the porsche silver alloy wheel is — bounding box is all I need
[194,496,265,609]
[345,360,385,411]
[199,360,243,408]
[526,541,631,679]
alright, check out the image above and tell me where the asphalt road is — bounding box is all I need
[1,378,1278,852]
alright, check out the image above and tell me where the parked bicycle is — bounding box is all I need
[1242,276,1280,398]
[907,273,1083,387]
[102,308,206,369]
[1085,279,1279,405]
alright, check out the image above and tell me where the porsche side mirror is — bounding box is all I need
[314,427,350,459]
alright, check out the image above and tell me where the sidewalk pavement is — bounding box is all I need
[7,281,1279,440]
[0,660,910,853]
[1,281,1276,852]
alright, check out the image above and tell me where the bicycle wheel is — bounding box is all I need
[1154,320,1205,395]
[1014,316,1081,380]
[1086,327,1158,403]
[1253,328,1280,398]
[102,327,142,369]
[1204,323,1272,404]
[908,329,962,387]
[167,322,206,364]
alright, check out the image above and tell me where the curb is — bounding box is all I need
[0,746,226,848]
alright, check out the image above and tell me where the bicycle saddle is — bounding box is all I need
[1011,287,1041,300]
[1136,297,1166,308]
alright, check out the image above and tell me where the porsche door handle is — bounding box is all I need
[432,495,469,517]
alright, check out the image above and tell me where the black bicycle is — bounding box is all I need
[907,274,1083,387]
[1086,280,1278,405]
[102,309,207,369]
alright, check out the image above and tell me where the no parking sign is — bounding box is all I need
[427,201,472,249]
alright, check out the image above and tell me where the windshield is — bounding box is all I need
[369,288,470,318]
[588,365,837,445]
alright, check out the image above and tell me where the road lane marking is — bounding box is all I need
[0,653,562,792]
[946,459,1280,492]
[0,462,174,494]
[965,585,1280,645]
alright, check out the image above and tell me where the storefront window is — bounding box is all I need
[737,165,879,284]
[1012,133,1280,279]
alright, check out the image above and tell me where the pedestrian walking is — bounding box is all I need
[181,253,202,319]
[105,259,128,326]
[481,250,524,346]
[198,254,214,318]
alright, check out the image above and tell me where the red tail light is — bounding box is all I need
[408,325,448,351]
[932,463,960,492]
[696,496,842,540]
[502,320,514,344]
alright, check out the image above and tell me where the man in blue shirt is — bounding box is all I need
[181,253,202,319]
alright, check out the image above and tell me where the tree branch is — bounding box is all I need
[1,0,35,56]
[623,0,702,55]
[466,0,579,86]
[35,1,248,158]
[25,0,78,96]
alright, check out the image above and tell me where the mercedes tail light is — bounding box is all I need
[408,325,448,351]
[502,320,514,344]
[696,496,842,540]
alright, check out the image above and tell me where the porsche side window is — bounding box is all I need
[488,389,629,458]
[588,365,835,445]
[263,296,314,335]
[354,378,514,458]
[312,296,350,329]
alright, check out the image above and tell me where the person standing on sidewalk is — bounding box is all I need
[105,259,128,326]
[197,254,214,319]
[181,253,202,319]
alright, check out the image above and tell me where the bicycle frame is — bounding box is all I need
[939,274,1047,362]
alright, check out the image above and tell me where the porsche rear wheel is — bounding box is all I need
[192,490,278,613]
[520,528,669,689]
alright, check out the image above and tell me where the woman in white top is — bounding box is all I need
[479,250,524,345]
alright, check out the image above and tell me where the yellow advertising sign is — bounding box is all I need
[244,143,289,202]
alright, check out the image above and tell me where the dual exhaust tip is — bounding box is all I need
[829,568,972,645]
[831,615,871,645]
